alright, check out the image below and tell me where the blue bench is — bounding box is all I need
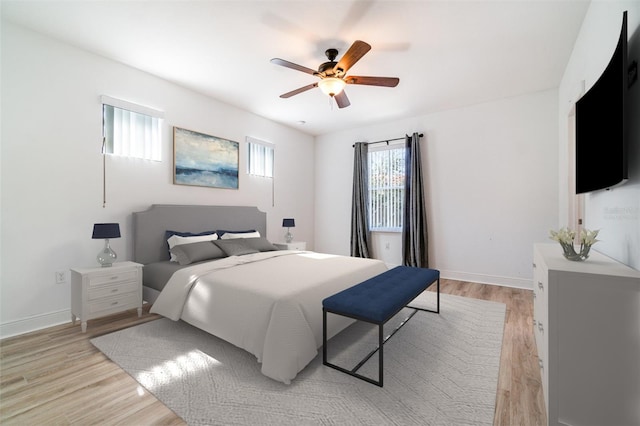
[322,265,440,387]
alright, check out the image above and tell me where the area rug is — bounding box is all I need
[91,292,505,425]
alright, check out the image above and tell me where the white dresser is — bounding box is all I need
[533,243,640,426]
[71,261,143,332]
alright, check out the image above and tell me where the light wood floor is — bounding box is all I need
[0,279,546,425]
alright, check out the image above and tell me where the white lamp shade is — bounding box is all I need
[318,78,346,97]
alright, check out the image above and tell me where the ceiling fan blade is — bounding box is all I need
[334,91,351,108]
[279,82,318,98]
[346,76,399,87]
[334,40,371,75]
[270,58,317,75]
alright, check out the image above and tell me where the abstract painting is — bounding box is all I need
[174,127,239,189]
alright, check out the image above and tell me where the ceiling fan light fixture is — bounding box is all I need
[318,77,346,97]
[272,40,398,108]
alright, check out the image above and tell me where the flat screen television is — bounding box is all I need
[575,11,628,194]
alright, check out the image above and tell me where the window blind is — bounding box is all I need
[368,145,405,231]
[101,96,164,161]
[246,136,274,178]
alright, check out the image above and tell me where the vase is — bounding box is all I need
[559,242,591,261]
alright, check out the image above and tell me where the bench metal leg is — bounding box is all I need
[322,309,327,367]
[323,276,440,387]
[324,307,425,387]
[378,322,384,387]
[323,317,385,387]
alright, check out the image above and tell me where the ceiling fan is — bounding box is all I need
[270,40,399,108]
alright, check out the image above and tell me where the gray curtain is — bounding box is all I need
[402,132,429,267]
[350,142,372,258]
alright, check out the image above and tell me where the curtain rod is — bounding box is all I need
[352,133,423,148]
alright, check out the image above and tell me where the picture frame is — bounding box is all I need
[173,127,239,189]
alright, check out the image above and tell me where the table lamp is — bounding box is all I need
[92,223,121,267]
[282,218,295,243]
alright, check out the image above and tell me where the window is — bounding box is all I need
[246,136,274,178]
[368,145,405,231]
[101,95,163,161]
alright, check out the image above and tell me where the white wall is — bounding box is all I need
[558,1,640,270]
[315,89,559,288]
[0,23,315,337]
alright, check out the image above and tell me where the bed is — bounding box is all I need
[132,204,388,384]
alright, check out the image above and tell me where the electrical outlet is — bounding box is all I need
[55,270,67,284]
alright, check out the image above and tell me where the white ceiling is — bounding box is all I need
[2,0,590,136]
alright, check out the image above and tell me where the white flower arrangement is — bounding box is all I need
[549,227,599,261]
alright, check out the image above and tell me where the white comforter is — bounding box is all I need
[150,251,387,384]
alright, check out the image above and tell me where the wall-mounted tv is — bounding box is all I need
[575,11,628,194]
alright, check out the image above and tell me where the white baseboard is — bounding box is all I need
[439,269,533,290]
[0,309,71,340]
[383,263,533,290]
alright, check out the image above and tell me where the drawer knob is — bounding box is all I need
[111,301,119,306]
[533,319,537,326]
[111,289,118,293]
[538,281,544,290]
[533,262,537,268]
[539,358,544,369]
[538,322,544,332]
[110,276,118,280]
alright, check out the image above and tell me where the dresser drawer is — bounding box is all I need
[88,280,139,300]
[88,270,138,287]
[86,293,139,315]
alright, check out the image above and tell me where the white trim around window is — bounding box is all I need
[100,95,165,119]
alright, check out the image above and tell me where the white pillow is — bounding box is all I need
[167,233,218,261]
[220,231,261,240]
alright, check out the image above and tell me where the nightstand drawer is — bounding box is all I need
[88,270,138,287]
[87,293,139,315]
[88,281,139,300]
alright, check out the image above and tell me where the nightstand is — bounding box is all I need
[71,261,143,332]
[273,241,307,251]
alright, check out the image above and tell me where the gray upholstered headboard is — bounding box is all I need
[132,204,267,265]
